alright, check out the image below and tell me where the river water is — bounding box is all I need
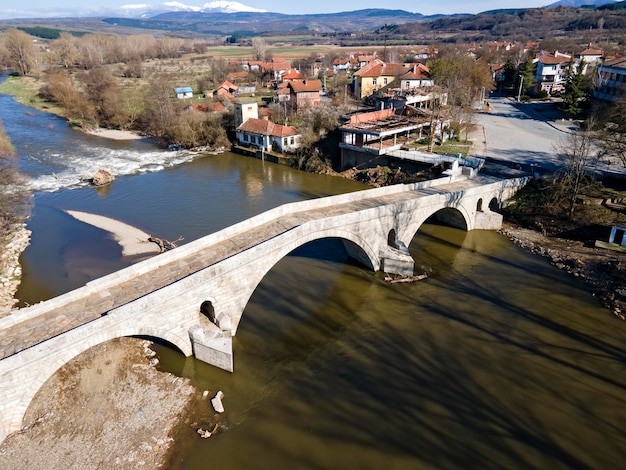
[1,83,625,468]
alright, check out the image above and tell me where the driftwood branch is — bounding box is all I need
[384,272,429,284]
[148,236,184,253]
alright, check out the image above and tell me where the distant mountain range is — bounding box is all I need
[1,1,624,37]
[0,1,266,20]
[548,0,617,6]
[5,0,622,21]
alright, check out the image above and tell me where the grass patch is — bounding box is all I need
[433,141,471,157]
[0,75,62,114]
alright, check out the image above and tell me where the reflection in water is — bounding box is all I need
[160,226,626,469]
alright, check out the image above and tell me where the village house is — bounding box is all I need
[236,119,300,152]
[575,43,604,75]
[399,63,433,90]
[243,57,292,82]
[594,55,626,102]
[174,86,193,99]
[534,45,603,95]
[332,57,358,74]
[281,69,304,82]
[352,59,410,99]
[234,99,301,152]
[534,51,573,94]
[205,80,238,101]
[287,79,323,110]
[227,71,250,84]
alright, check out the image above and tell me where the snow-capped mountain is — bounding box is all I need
[547,0,619,7]
[0,2,266,20]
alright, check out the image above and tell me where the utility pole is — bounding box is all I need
[517,75,524,103]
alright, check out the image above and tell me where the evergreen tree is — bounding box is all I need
[561,58,589,117]
[517,58,536,98]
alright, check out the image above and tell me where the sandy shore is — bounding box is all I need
[66,210,160,257]
[83,128,145,140]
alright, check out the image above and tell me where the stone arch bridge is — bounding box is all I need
[0,173,527,442]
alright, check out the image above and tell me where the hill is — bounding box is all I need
[101,9,428,35]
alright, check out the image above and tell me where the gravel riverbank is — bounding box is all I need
[0,224,30,317]
[0,337,199,469]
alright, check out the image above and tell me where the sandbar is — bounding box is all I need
[66,210,160,257]
[83,128,145,140]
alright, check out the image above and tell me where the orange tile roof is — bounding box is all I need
[288,79,323,92]
[227,71,249,81]
[282,69,304,79]
[354,59,409,78]
[238,118,298,138]
[538,53,571,65]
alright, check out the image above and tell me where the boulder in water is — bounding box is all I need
[91,169,115,186]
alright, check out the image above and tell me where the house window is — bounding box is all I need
[310,92,314,98]
[383,78,387,85]
[290,137,294,145]
[284,138,288,146]
[372,79,377,85]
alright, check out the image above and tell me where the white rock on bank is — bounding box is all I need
[211,391,225,413]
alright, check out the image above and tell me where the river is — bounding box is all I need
[1,84,625,469]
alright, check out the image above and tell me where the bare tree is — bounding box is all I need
[553,125,602,218]
[3,29,37,76]
[50,32,79,68]
[252,37,269,61]
[595,99,626,169]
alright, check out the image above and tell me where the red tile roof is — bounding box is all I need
[288,79,323,92]
[403,63,431,80]
[227,71,249,81]
[354,59,409,78]
[238,118,298,138]
[282,69,304,79]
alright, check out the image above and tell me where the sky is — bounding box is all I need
[0,1,553,19]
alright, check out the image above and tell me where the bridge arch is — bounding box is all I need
[401,204,472,247]
[2,326,190,441]
[219,228,378,334]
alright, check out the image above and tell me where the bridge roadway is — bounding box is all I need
[0,174,505,360]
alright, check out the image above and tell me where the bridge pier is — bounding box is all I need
[189,324,234,372]
[379,242,415,277]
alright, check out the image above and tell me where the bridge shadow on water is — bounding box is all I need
[165,228,626,468]
[238,228,625,468]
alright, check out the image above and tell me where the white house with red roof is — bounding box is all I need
[236,119,300,152]
[400,63,433,90]
[234,98,301,152]
[534,51,573,94]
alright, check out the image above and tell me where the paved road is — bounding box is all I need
[472,96,623,176]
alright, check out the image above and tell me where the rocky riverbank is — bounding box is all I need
[0,224,31,317]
